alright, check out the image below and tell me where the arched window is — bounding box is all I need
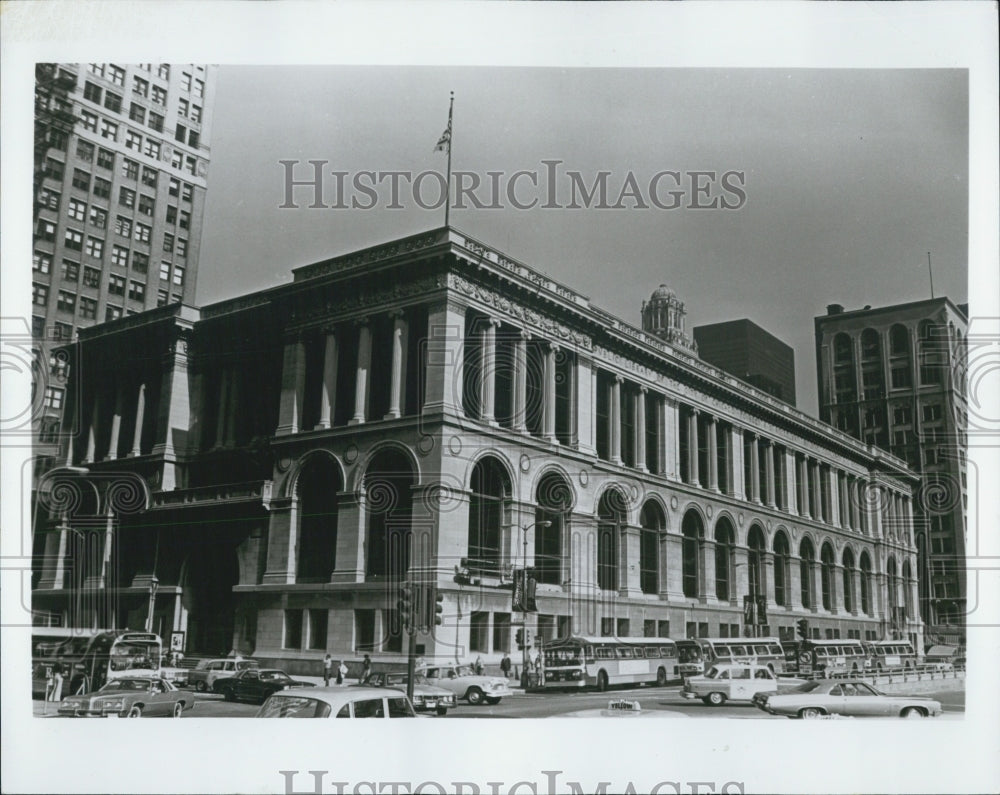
[820,542,836,611]
[889,324,910,356]
[747,525,766,599]
[639,500,665,595]
[682,510,703,599]
[364,448,415,581]
[886,557,898,612]
[296,455,341,582]
[714,519,735,602]
[773,532,790,607]
[859,552,873,615]
[833,333,853,364]
[799,538,815,609]
[535,473,572,586]
[467,457,511,576]
[597,489,627,592]
[842,548,856,614]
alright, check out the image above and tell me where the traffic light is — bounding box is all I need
[515,628,524,649]
[796,618,810,640]
[524,629,532,648]
[398,581,413,631]
[434,589,444,626]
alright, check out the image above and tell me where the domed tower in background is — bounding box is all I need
[641,283,697,353]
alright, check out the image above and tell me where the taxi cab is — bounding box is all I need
[682,663,798,706]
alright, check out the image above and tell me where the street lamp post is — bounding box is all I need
[515,520,551,689]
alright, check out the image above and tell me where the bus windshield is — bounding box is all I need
[109,639,161,671]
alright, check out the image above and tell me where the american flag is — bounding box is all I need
[434,122,451,153]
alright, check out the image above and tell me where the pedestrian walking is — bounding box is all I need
[474,655,484,675]
[337,660,348,685]
[500,652,512,679]
[323,654,333,686]
[361,654,372,682]
[47,663,64,702]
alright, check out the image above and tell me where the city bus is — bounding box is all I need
[793,639,870,677]
[863,640,917,672]
[32,629,164,697]
[540,636,680,691]
[675,637,786,677]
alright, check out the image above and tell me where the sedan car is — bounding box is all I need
[420,664,513,705]
[752,680,943,719]
[681,663,806,706]
[213,668,315,705]
[57,676,190,718]
[256,686,417,719]
[360,671,456,715]
[187,657,260,692]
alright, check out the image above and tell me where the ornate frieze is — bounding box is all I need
[293,231,446,282]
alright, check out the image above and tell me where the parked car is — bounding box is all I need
[419,664,513,705]
[752,679,943,719]
[682,663,805,706]
[213,668,315,705]
[360,671,456,715]
[57,676,190,718]
[256,686,417,718]
[187,658,259,692]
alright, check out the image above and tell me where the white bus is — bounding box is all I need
[675,637,786,677]
[540,636,680,691]
[32,629,164,696]
[863,640,917,672]
[795,639,870,677]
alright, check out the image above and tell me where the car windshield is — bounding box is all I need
[258,696,332,718]
[385,673,428,686]
[100,679,151,691]
[790,681,825,693]
[704,667,722,680]
[454,666,474,677]
[237,660,259,670]
[260,671,290,681]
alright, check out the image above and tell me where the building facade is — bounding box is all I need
[33,228,923,672]
[815,300,967,640]
[32,63,215,465]
[692,319,797,407]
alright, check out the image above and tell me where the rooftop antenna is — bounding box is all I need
[927,251,935,299]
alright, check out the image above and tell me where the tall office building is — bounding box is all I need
[32,62,215,463]
[692,319,797,407]
[815,299,967,641]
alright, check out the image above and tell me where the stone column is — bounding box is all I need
[838,472,849,529]
[575,355,595,454]
[543,343,558,442]
[37,517,70,590]
[686,408,700,487]
[811,561,823,614]
[386,312,409,420]
[867,482,883,539]
[700,537,717,603]
[765,439,776,507]
[276,337,306,436]
[83,391,100,463]
[610,376,622,464]
[729,426,745,500]
[423,299,465,417]
[622,525,642,596]
[763,551,777,609]
[789,554,803,609]
[153,332,192,490]
[316,329,338,429]
[733,545,750,606]
[635,387,648,472]
[130,382,146,457]
[262,498,297,584]
[664,531,686,600]
[811,460,822,521]
[513,329,529,432]
[479,318,498,424]
[107,382,124,460]
[663,397,680,481]
[349,320,372,426]
[706,415,718,491]
[850,567,862,616]
[797,457,810,518]
[784,449,798,514]
[749,434,760,503]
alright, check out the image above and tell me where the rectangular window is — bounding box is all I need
[159,261,171,281]
[172,265,185,286]
[892,406,912,425]
[188,131,200,149]
[54,322,73,340]
[143,139,161,159]
[138,195,155,216]
[307,610,328,650]
[163,233,174,252]
[108,65,125,86]
[175,123,186,143]
[147,112,164,132]
[80,109,98,132]
[88,206,107,229]
[190,104,202,123]
[37,220,56,241]
[108,274,126,296]
[33,283,49,306]
[492,612,511,654]
[141,166,157,188]
[168,178,180,197]
[93,178,111,199]
[129,103,145,123]
[88,63,105,78]
[118,187,135,208]
[125,130,142,150]
[283,610,303,649]
[97,148,114,169]
[76,140,95,162]
[44,158,64,181]
[83,81,102,103]
[922,404,943,423]
[181,72,192,91]
[151,85,167,105]
[185,156,197,176]
[166,205,177,224]
[38,187,60,210]
[115,215,132,237]
[181,183,193,202]
[57,290,76,313]
[105,305,122,322]
[47,128,68,151]
[72,169,91,191]
[178,98,189,118]
[132,252,149,273]
[157,290,169,307]
[85,236,103,258]
[176,238,187,257]
[193,78,204,98]
[103,92,122,113]
[470,611,489,653]
[33,252,52,274]
[32,316,46,337]
[179,209,190,229]
[157,64,170,79]
[134,223,151,243]
[61,259,80,282]
[129,280,145,302]
[63,229,83,250]
[67,198,87,221]
[100,119,118,139]
[891,366,911,389]
[132,76,149,97]
[170,150,183,169]
[79,296,97,319]
[44,387,64,410]
[111,245,129,267]
[83,267,101,288]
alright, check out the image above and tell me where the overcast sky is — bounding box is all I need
[197,66,968,417]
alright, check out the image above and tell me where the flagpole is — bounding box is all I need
[444,91,454,228]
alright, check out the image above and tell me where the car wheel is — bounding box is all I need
[707,691,726,706]
[436,706,449,716]
[656,667,667,687]
[484,697,501,705]
[127,705,144,718]
[597,671,609,692]
[172,702,184,718]
[466,687,484,705]
[901,707,925,719]
[799,707,823,719]
[195,681,207,693]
